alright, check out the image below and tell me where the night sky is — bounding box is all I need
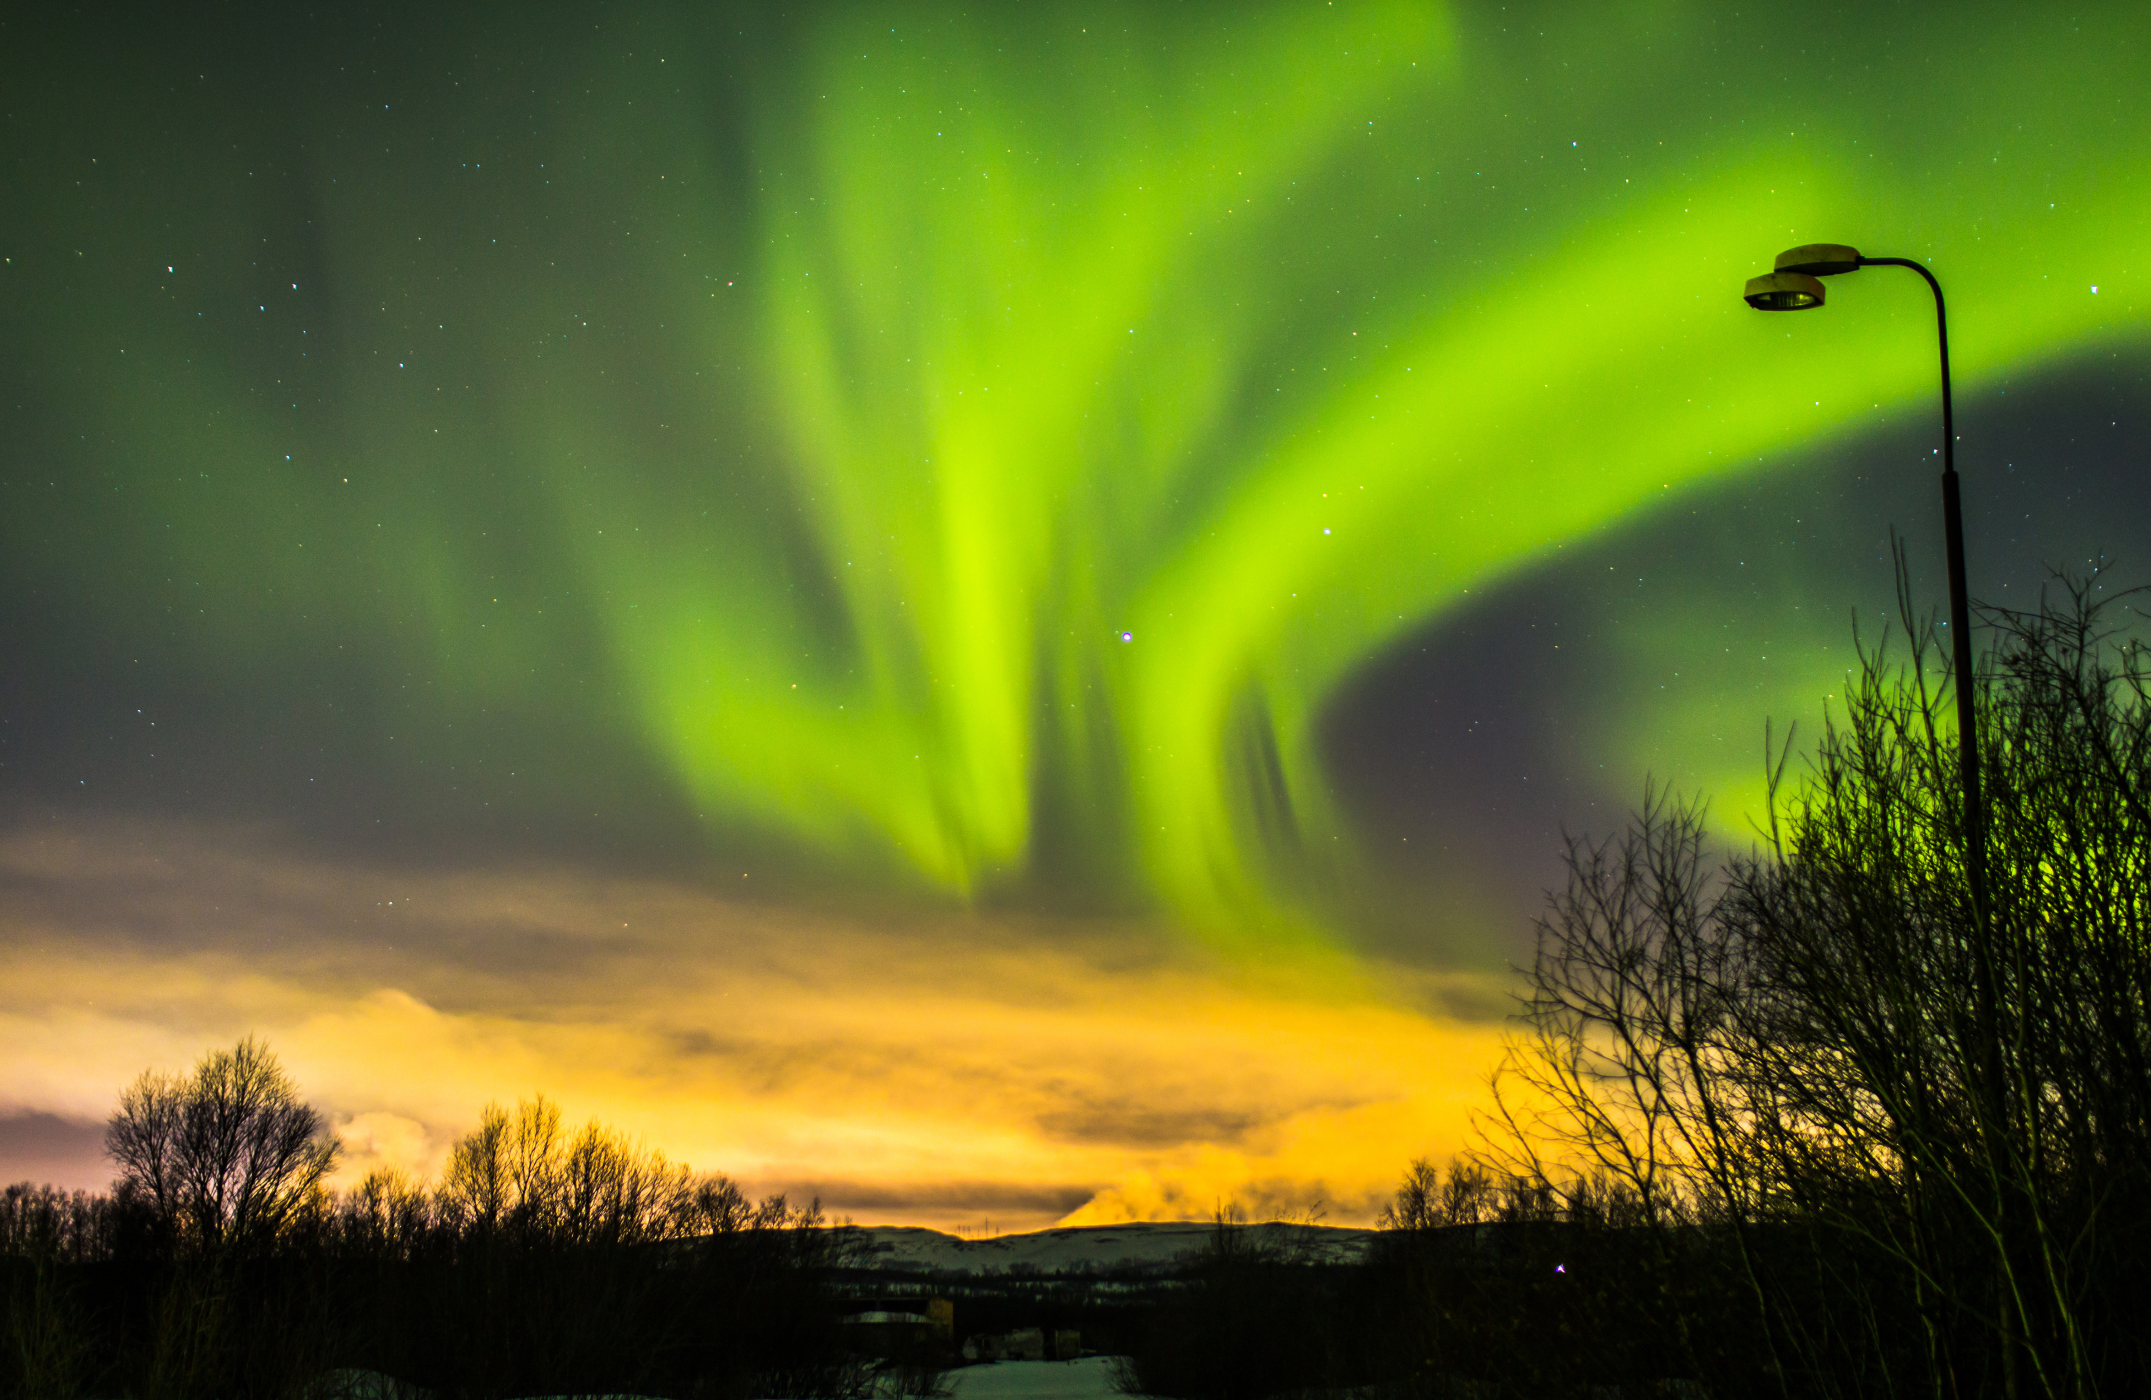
[4,2,2147,1228]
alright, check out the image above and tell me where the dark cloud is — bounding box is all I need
[781,1178,1098,1220]
[1034,1105,1267,1150]
[0,1111,108,1193]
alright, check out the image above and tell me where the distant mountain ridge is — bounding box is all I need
[840,1220,1375,1276]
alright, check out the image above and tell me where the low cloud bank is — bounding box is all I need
[0,818,1507,1228]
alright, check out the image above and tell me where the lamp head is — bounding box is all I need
[1744,271,1827,311]
[1775,243,1863,276]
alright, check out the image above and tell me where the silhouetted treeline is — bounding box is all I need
[2,1042,863,1399]
[1111,1184,1751,1399]
[1114,1211,1378,1400]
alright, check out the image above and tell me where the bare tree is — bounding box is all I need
[437,1094,703,1247]
[1494,564,2151,1400]
[338,1167,432,1260]
[1379,1156,1498,1231]
[104,1036,339,1255]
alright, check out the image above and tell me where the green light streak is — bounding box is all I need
[9,2,2149,938]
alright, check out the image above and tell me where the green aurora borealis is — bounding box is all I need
[4,1,2150,1217]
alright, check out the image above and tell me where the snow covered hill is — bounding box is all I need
[840,1220,1374,1277]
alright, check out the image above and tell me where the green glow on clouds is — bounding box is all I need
[8,2,2149,939]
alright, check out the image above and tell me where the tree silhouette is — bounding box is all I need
[104,1035,338,1256]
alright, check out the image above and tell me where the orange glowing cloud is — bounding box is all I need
[0,819,1511,1229]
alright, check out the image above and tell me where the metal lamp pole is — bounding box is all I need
[1745,243,2021,1388]
[1743,244,1988,922]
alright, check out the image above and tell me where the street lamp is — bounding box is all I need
[1742,241,1991,929]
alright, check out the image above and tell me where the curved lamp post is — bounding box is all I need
[1747,247,2026,1385]
[1743,242,1991,932]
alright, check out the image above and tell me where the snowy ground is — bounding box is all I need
[943,1356,1126,1399]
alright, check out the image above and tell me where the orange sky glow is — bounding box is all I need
[0,819,1513,1230]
